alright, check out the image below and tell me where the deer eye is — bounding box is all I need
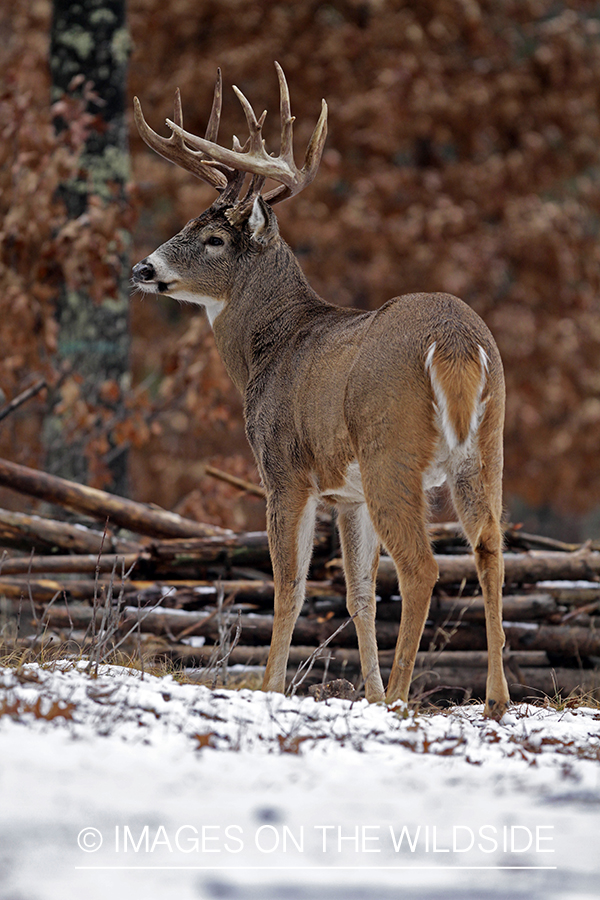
[206,235,224,247]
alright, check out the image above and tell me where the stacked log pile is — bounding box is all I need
[0,457,599,704]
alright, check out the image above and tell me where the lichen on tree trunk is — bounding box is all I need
[47,0,131,495]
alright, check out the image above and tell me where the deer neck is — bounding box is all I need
[212,241,326,395]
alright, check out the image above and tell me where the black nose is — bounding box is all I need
[132,259,155,282]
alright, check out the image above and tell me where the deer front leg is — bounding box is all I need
[337,503,385,702]
[262,487,318,694]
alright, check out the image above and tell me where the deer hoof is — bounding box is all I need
[484,695,510,721]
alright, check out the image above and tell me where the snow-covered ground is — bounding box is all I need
[0,662,598,900]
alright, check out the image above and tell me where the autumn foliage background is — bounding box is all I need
[1,0,600,537]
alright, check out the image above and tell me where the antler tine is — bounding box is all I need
[302,98,328,178]
[232,84,268,156]
[205,68,222,143]
[172,87,183,129]
[275,61,295,166]
[133,90,228,191]
[263,97,328,204]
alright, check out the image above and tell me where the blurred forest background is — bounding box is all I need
[1,0,600,538]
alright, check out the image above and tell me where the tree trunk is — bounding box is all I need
[48,0,131,494]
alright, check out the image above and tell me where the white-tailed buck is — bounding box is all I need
[132,64,510,719]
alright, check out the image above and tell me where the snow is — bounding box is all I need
[181,636,207,647]
[0,662,599,900]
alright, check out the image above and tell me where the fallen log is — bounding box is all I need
[0,457,231,539]
[158,644,550,671]
[25,604,600,657]
[11,533,590,589]
[0,561,571,623]
[0,578,340,609]
[0,553,592,621]
[411,665,600,698]
[161,645,598,700]
[0,577,227,606]
[0,509,141,556]
[149,533,273,567]
[148,528,333,574]
[0,576,134,603]
[443,592,565,623]
[0,552,147,576]
[368,550,600,593]
[503,622,600,657]
[397,666,600,701]
[0,536,272,576]
[378,593,562,624]
[198,615,600,657]
[541,585,600,606]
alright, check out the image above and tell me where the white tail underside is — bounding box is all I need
[423,341,489,490]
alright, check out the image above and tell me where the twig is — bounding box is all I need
[413,584,475,697]
[211,583,239,688]
[215,612,243,669]
[97,561,160,660]
[505,528,598,553]
[87,521,110,658]
[287,608,365,697]
[560,600,600,624]
[26,550,38,627]
[172,595,235,642]
[204,464,265,498]
[0,379,46,424]
[136,594,145,680]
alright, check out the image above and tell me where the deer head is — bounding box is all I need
[131,63,327,324]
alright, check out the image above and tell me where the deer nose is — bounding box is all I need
[132,259,155,282]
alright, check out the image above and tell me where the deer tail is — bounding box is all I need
[425,339,489,450]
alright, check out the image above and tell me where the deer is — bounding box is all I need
[131,63,511,720]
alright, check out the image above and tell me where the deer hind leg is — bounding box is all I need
[359,471,439,706]
[262,487,318,694]
[449,462,510,720]
[337,503,385,702]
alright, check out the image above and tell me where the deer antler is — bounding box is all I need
[134,63,328,207]
[134,70,230,191]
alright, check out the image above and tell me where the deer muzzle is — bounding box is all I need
[132,259,156,283]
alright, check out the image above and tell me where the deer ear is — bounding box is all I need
[248,195,278,244]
